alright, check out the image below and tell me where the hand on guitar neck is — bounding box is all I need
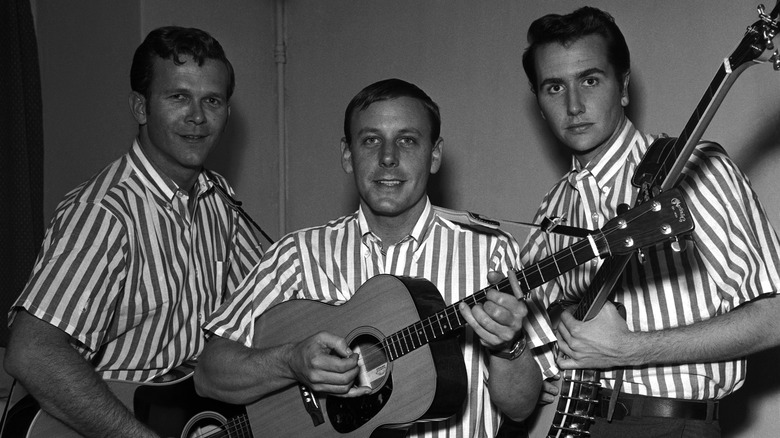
[457,271,529,352]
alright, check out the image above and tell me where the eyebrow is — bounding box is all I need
[539,67,607,88]
[356,127,424,137]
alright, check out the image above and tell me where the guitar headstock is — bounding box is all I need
[598,188,695,256]
[729,2,780,70]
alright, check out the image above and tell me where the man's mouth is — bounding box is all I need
[181,134,207,141]
[375,179,403,187]
[567,123,592,133]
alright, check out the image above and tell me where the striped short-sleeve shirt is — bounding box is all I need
[10,140,264,381]
[522,119,780,400]
[204,200,557,438]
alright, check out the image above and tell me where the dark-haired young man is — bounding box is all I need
[517,6,780,437]
[5,26,264,437]
[194,78,558,437]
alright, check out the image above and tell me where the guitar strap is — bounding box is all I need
[205,171,276,245]
[432,206,591,238]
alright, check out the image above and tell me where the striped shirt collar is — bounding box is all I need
[568,118,644,190]
[128,139,213,203]
[357,198,434,248]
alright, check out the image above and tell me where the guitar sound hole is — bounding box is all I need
[350,333,390,391]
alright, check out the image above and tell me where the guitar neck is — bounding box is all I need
[382,236,600,361]
[647,60,751,193]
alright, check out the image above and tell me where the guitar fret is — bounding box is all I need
[536,263,545,283]
[518,268,530,290]
[452,306,463,326]
[424,316,437,341]
[436,313,445,334]
[389,335,400,360]
[420,321,430,343]
[401,327,411,353]
[552,252,562,275]
[413,321,423,346]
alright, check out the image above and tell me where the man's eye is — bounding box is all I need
[206,98,223,106]
[583,78,599,87]
[362,137,380,146]
[397,137,416,146]
[547,85,563,94]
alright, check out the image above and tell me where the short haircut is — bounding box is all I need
[343,78,441,144]
[130,26,235,100]
[522,6,630,94]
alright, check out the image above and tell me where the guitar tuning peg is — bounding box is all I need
[670,236,690,252]
[636,248,646,264]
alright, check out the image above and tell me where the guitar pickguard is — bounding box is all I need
[327,375,394,433]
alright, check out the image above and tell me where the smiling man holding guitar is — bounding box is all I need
[3,27,265,437]
[514,6,780,438]
[194,78,562,437]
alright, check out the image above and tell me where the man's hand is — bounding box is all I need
[539,374,560,405]
[288,331,372,397]
[555,301,637,369]
[458,270,526,351]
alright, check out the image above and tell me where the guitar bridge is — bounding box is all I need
[298,385,325,427]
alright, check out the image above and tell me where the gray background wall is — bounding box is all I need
[31,1,780,436]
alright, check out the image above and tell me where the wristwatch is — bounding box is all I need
[489,332,527,361]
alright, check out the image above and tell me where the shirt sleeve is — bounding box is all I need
[680,143,780,308]
[203,233,302,347]
[9,200,129,355]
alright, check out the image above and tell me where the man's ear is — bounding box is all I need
[430,137,443,174]
[129,91,147,125]
[621,72,631,107]
[340,138,353,174]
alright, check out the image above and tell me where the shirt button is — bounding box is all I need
[165,203,173,211]
[591,212,600,221]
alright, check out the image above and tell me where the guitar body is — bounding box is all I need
[245,275,467,437]
[9,373,249,438]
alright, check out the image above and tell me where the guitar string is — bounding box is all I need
[350,204,677,367]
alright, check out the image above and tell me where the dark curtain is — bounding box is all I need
[0,0,44,347]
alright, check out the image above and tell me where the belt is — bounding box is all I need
[595,389,719,422]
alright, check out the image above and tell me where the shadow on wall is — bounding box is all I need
[721,345,780,436]
[206,102,250,181]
